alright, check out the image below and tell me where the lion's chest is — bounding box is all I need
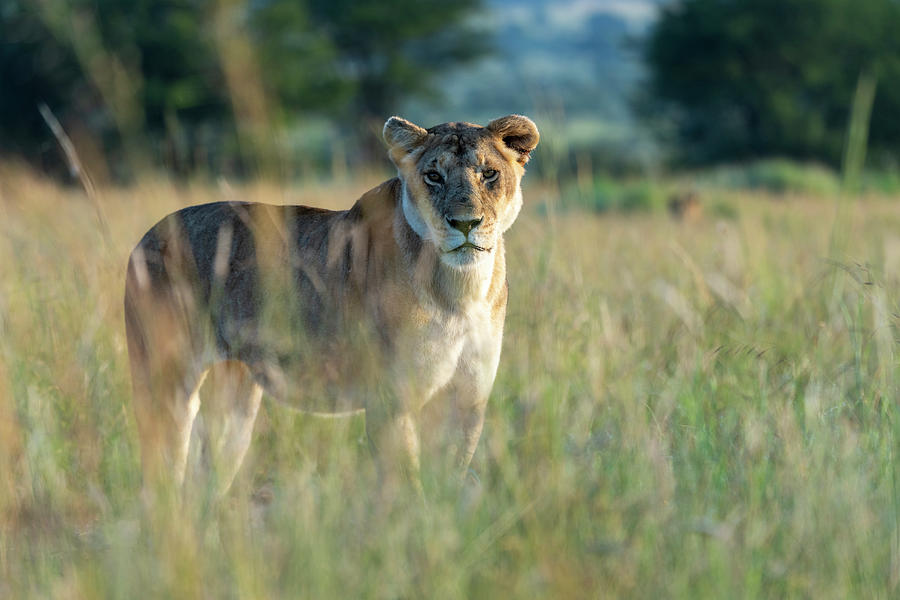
[390,300,499,407]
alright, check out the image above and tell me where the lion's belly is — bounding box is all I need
[233,319,384,412]
[244,351,369,413]
[244,304,493,414]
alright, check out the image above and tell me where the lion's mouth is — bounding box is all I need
[450,241,489,253]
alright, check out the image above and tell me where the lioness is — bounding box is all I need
[124,115,539,499]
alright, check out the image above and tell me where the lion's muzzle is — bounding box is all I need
[447,216,483,237]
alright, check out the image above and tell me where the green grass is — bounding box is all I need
[1,166,900,597]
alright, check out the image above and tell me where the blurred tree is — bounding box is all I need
[639,0,900,167]
[307,0,489,158]
[0,3,89,173]
[0,0,488,176]
[1,0,235,175]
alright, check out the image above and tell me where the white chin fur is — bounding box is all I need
[440,246,494,270]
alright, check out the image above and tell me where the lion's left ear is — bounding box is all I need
[487,115,540,164]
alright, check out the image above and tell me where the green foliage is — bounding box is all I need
[704,159,842,196]
[640,0,900,167]
[563,176,667,213]
[0,3,86,166]
[861,169,900,195]
[0,0,487,174]
[619,180,666,212]
[307,0,488,121]
[707,198,739,220]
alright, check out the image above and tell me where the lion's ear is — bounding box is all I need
[383,117,427,163]
[487,115,540,164]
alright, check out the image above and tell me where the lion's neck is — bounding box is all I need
[391,179,504,309]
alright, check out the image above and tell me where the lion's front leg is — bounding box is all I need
[454,401,487,478]
[365,399,424,498]
[447,328,502,480]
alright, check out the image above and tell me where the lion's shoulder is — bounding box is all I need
[346,177,401,223]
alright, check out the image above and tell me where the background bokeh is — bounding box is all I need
[6,0,897,186]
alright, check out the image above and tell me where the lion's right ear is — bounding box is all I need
[383,117,427,163]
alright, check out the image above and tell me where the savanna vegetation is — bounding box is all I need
[1,164,899,597]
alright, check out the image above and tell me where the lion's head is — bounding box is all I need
[383,115,539,270]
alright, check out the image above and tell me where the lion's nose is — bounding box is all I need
[447,217,483,236]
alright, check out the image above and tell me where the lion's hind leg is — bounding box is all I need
[128,350,205,507]
[125,246,209,508]
[187,360,263,504]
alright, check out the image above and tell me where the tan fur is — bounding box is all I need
[125,115,539,500]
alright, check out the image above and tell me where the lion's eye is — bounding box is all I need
[424,171,444,184]
[482,169,499,182]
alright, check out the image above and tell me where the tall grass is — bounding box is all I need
[1,165,899,597]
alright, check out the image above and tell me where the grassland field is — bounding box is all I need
[1,164,899,598]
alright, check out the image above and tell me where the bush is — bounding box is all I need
[861,169,900,195]
[705,159,841,196]
[562,177,667,213]
[619,181,666,213]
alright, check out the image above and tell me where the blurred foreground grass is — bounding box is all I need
[1,165,899,598]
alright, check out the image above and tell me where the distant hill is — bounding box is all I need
[402,0,663,167]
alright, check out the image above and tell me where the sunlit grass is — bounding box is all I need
[1,165,899,597]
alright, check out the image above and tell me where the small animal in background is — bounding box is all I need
[668,190,703,222]
[124,115,539,501]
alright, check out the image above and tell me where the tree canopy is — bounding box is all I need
[0,0,487,175]
[640,0,900,167]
